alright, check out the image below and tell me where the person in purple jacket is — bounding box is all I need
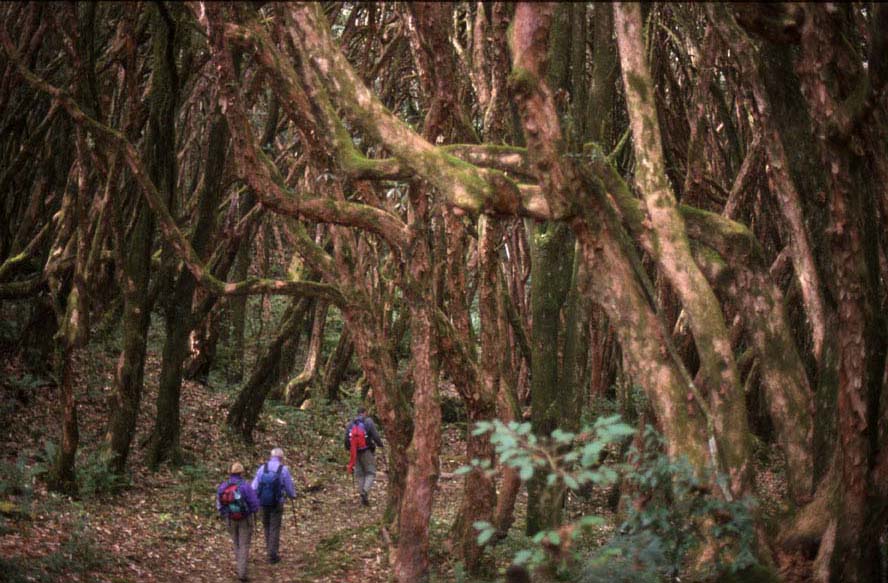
[251,447,297,564]
[216,462,260,582]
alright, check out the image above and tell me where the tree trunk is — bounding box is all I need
[394,296,440,583]
[226,296,312,441]
[282,299,328,405]
[685,211,814,502]
[323,326,353,402]
[526,221,574,535]
[526,4,581,536]
[146,111,224,468]
[226,233,251,383]
[614,2,751,497]
[393,184,440,583]
[105,5,176,473]
[452,215,500,572]
[49,342,78,493]
[791,6,888,580]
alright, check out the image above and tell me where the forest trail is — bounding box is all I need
[0,347,471,583]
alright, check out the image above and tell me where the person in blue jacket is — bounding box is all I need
[216,462,260,582]
[251,447,297,564]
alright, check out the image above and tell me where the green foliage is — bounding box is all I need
[580,428,757,582]
[0,452,39,530]
[2,371,48,393]
[77,449,128,498]
[29,440,57,482]
[466,418,758,580]
[173,464,215,517]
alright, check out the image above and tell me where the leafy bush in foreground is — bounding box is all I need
[466,418,758,581]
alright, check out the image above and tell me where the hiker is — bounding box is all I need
[251,447,297,564]
[344,406,384,506]
[216,462,260,582]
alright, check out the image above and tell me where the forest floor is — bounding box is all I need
[0,331,620,583]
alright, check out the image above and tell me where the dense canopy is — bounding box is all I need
[0,2,886,582]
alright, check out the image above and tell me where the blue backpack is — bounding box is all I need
[257,463,284,508]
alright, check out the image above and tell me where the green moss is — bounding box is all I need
[508,66,538,95]
[626,71,649,101]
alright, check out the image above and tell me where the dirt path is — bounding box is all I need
[0,348,473,583]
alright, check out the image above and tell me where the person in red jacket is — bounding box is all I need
[344,407,384,506]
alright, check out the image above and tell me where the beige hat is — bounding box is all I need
[229,462,245,474]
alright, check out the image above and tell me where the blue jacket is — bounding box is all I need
[251,457,297,502]
[216,475,260,517]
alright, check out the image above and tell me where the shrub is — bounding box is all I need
[466,418,758,581]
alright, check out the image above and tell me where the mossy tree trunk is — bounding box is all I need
[105,4,175,476]
[322,326,353,402]
[526,221,574,536]
[281,299,328,405]
[509,2,712,478]
[137,3,182,468]
[524,3,584,537]
[226,296,312,441]
[614,2,752,497]
[790,5,888,580]
[146,109,224,468]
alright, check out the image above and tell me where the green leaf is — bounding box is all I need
[563,475,579,490]
[454,465,473,475]
[513,550,534,565]
[477,528,494,545]
[579,515,604,528]
[551,429,575,444]
[471,422,492,436]
[519,463,534,482]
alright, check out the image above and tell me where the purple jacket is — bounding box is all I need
[251,457,297,500]
[216,475,260,517]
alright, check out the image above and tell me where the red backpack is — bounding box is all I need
[349,420,368,451]
[219,480,247,520]
[347,419,369,473]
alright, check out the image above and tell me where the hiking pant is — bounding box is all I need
[261,503,284,561]
[354,449,376,497]
[227,515,253,580]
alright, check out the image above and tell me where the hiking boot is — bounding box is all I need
[360,491,369,506]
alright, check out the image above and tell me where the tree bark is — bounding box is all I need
[322,326,353,402]
[791,6,888,580]
[614,2,752,497]
[394,217,440,583]
[281,299,328,405]
[226,296,312,441]
[509,2,713,482]
[146,110,225,469]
